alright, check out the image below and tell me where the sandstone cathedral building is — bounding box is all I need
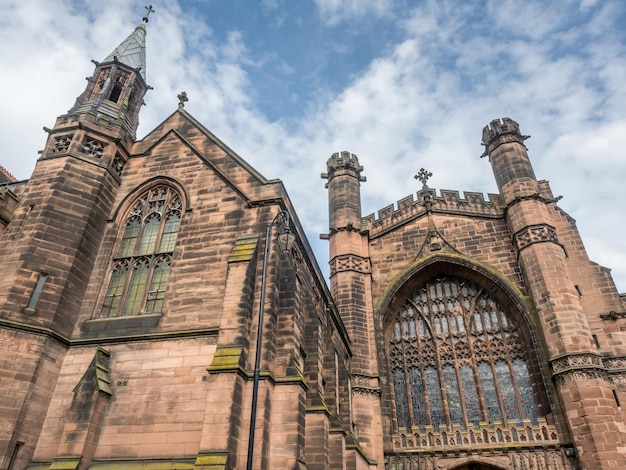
[1,12,625,470]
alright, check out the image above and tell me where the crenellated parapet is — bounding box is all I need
[481,117,530,157]
[364,189,504,237]
[321,151,367,184]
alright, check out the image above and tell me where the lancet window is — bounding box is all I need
[389,276,540,435]
[100,185,182,317]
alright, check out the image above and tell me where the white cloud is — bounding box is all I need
[0,0,624,293]
[313,0,393,25]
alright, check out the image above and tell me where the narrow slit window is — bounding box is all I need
[8,441,24,470]
[26,273,48,312]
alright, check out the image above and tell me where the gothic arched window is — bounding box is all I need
[389,276,540,437]
[100,185,182,317]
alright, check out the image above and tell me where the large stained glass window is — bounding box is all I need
[100,185,182,317]
[389,276,539,434]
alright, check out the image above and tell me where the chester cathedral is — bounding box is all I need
[1,11,625,470]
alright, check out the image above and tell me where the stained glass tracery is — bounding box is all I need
[100,185,182,317]
[389,276,540,435]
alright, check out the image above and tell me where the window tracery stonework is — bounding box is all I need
[388,275,556,451]
[100,185,182,317]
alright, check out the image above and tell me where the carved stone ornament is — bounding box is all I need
[51,134,73,154]
[350,374,381,399]
[550,353,604,374]
[554,369,606,386]
[513,224,559,251]
[330,254,371,275]
[551,353,626,385]
[112,153,126,176]
[82,135,107,158]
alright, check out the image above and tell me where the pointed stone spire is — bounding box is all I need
[66,7,154,139]
[102,9,149,79]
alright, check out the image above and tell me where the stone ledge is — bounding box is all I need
[81,313,163,337]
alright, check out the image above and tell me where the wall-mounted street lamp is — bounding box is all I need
[246,210,296,470]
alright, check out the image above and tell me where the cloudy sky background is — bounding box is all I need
[1,0,625,291]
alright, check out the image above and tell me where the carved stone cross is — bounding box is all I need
[414,168,433,189]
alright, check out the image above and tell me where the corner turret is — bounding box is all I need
[321,151,366,232]
[481,117,537,204]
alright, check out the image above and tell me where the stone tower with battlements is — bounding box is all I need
[325,118,626,469]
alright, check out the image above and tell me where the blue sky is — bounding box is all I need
[1,0,625,291]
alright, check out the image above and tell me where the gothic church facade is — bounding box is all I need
[1,14,625,470]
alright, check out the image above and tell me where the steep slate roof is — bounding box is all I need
[102,22,147,79]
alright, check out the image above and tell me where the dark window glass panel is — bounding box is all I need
[122,260,149,315]
[158,213,180,253]
[425,366,444,430]
[393,369,409,428]
[410,368,426,430]
[443,365,463,427]
[408,315,417,338]
[514,358,539,424]
[460,364,481,427]
[495,360,520,424]
[101,264,128,317]
[478,362,501,423]
[101,185,182,318]
[145,257,170,313]
[417,317,425,336]
[27,273,48,310]
[138,215,160,255]
[119,217,140,257]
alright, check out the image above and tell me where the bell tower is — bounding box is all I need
[0,10,152,468]
[69,5,152,141]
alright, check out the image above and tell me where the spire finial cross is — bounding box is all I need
[414,168,433,189]
[143,5,155,23]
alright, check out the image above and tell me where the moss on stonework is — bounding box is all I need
[48,458,80,470]
[88,462,195,469]
[194,452,229,469]
[228,236,259,263]
[206,345,244,372]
